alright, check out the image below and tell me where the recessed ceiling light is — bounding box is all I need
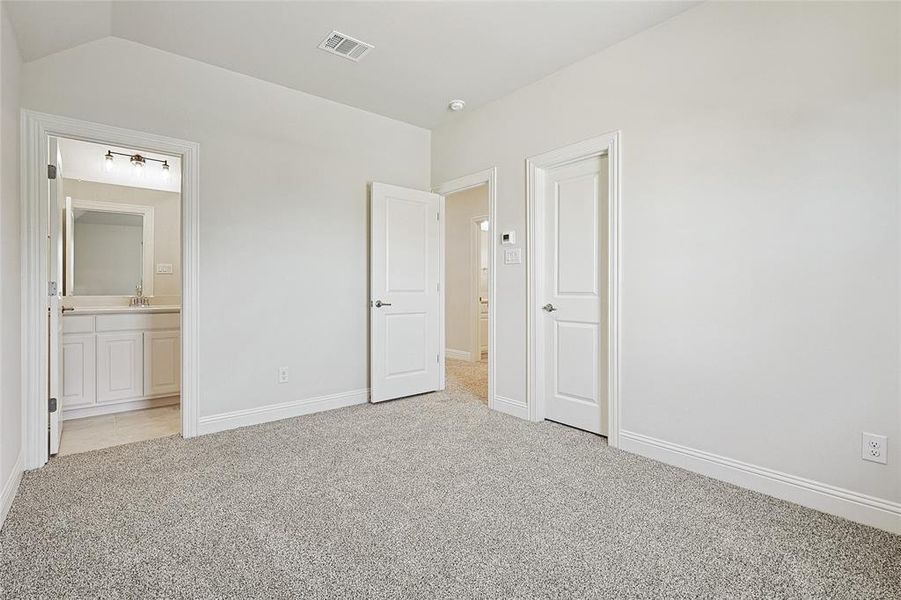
[448,99,466,112]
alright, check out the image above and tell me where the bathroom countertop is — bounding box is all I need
[62,305,181,315]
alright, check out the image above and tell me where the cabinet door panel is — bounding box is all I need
[61,334,96,409]
[144,330,180,397]
[97,332,144,403]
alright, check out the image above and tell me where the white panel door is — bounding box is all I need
[144,330,181,397]
[48,137,65,454]
[538,156,608,434]
[97,332,144,403]
[61,334,96,409]
[370,182,441,403]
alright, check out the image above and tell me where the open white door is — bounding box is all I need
[370,182,441,403]
[48,137,64,454]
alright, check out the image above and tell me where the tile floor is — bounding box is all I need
[57,404,181,456]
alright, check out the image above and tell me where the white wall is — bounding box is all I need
[445,185,488,356]
[0,2,23,523]
[433,1,901,506]
[63,179,182,298]
[22,37,430,419]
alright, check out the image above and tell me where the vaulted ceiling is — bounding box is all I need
[6,1,698,128]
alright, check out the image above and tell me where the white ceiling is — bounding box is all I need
[7,1,698,129]
[59,138,182,193]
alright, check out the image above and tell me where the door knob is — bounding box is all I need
[373,300,392,308]
[542,303,557,312]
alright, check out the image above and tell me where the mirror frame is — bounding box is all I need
[64,197,155,298]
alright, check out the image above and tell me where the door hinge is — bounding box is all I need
[437,353,440,363]
[48,397,57,413]
[436,211,440,221]
[48,281,58,296]
[47,164,57,180]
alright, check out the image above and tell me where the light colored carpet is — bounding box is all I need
[1,364,899,598]
[445,357,487,404]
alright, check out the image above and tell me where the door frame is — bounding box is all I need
[433,168,497,410]
[20,110,201,469]
[526,132,622,447]
[470,215,489,362]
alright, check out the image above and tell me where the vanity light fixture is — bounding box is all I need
[103,149,173,180]
[130,154,146,175]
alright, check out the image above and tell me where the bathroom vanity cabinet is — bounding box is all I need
[61,308,181,419]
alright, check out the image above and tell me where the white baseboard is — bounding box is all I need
[445,348,471,361]
[198,388,369,435]
[492,395,529,421]
[619,429,901,535]
[0,451,24,531]
[64,395,180,421]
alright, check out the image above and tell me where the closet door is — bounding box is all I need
[97,332,144,403]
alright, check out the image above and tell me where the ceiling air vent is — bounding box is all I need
[318,30,374,62]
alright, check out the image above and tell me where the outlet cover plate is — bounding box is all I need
[861,432,887,464]
[278,367,289,384]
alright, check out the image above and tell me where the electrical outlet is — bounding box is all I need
[861,432,887,465]
[278,367,289,384]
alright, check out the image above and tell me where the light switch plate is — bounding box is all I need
[156,263,173,274]
[501,231,516,245]
[504,248,522,265]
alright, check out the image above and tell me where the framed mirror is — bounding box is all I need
[65,198,154,297]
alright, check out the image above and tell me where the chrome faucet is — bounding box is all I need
[130,284,150,307]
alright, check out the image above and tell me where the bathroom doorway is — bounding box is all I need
[21,111,200,470]
[50,136,183,455]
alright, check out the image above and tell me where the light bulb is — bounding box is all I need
[131,154,145,177]
[104,151,114,172]
[161,161,170,180]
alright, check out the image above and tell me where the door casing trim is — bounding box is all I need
[526,132,622,447]
[20,110,200,469]
[433,168,497,412]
